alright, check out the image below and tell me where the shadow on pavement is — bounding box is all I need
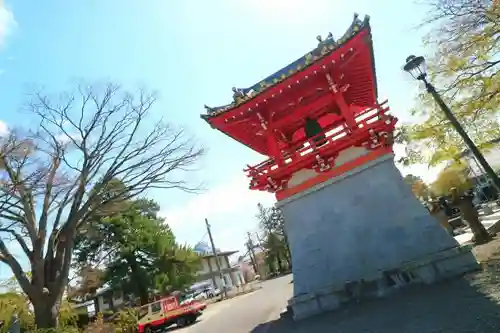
[250,276,500,333]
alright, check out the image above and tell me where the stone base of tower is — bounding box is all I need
[277,153,479,321]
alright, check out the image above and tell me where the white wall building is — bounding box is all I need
[74,243,247,314]
[461,139,500,199]
[193,242,245,291]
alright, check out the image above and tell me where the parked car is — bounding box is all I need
[180,293,196,305]
[193,290,207,300]
[204,288,221,298]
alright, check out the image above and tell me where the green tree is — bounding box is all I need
[154,244,201,295]
[0,83,202,328]
[400,1,500,166]
[74,197,200,305]
[262,232,288,274]
[256,203,291,272]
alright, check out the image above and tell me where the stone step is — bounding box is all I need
[280,305,293,318]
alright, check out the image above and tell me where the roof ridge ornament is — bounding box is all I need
[317,32,336,47]
[232,86,247,103]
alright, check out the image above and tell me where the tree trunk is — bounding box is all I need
[452,195,491,245]
[282,233,292,269]
[462,207,490,244]
[276,252,283,273]
[429,209,454,235]
[265,255,275,275]
[126,255,150,305]
[34,301,59,328]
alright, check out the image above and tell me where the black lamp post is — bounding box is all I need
[403,55,500,193]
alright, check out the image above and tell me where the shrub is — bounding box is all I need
[58,300,78,328]
[29,328,80,333]
[113,309,137,333]
[84,312,114,333]
[0,292,35,333]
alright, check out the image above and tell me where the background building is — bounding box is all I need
[461,138,500,200]
[193,242,245,291]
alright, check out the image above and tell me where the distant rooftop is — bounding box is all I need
[194,241,238,258]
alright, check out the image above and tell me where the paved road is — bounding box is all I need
[175,275,292,333]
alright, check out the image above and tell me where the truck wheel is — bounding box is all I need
[144,326,152,333]
[176,317,187,328]
[187,315,197,325]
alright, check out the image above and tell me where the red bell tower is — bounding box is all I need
[201,14,397,199]
[202,14,479,321]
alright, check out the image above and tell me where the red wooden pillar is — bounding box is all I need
[257,112,283,166]
[325,73,357,131]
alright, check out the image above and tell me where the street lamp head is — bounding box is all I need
[403,55,427,81]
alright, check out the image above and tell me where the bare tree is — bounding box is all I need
[0,83,203,328]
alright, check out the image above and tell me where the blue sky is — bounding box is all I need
[0,0,441,278]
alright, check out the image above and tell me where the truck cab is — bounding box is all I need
[137,293,206,332]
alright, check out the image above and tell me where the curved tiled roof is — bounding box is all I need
[202,13,371,118]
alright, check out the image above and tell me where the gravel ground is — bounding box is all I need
[259,237,500,333]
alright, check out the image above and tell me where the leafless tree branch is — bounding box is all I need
[0,82,203,324]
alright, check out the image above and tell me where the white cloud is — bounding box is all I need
[0,2,15,42]
[56,133,82,146]
[0,1,15,47]
[399,163,443,184]
[162,175,275,229]
[394,143,444,183]
[0,120,7,137]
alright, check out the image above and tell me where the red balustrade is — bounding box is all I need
[244,102,397,192]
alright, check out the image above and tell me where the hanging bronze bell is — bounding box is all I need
[304,117,327,146]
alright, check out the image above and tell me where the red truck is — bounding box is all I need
[137,293,207,332]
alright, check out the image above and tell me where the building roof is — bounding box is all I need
[201,13,375,119]
[194,241,238,258]
[194,241,216,254]
[199,250,238,259]
[200,13,379,155]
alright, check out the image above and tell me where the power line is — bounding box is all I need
[197,231,208,244]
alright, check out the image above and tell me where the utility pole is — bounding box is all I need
[246,232,259,275]
[245,240,257,273]
[255,232,264,249]
[205,218,227,299]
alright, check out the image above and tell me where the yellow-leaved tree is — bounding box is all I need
[431,162,473,196]
[399,0,500,166]
[403,174,430,199]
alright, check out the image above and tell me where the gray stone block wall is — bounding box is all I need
[278,154,458,298]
